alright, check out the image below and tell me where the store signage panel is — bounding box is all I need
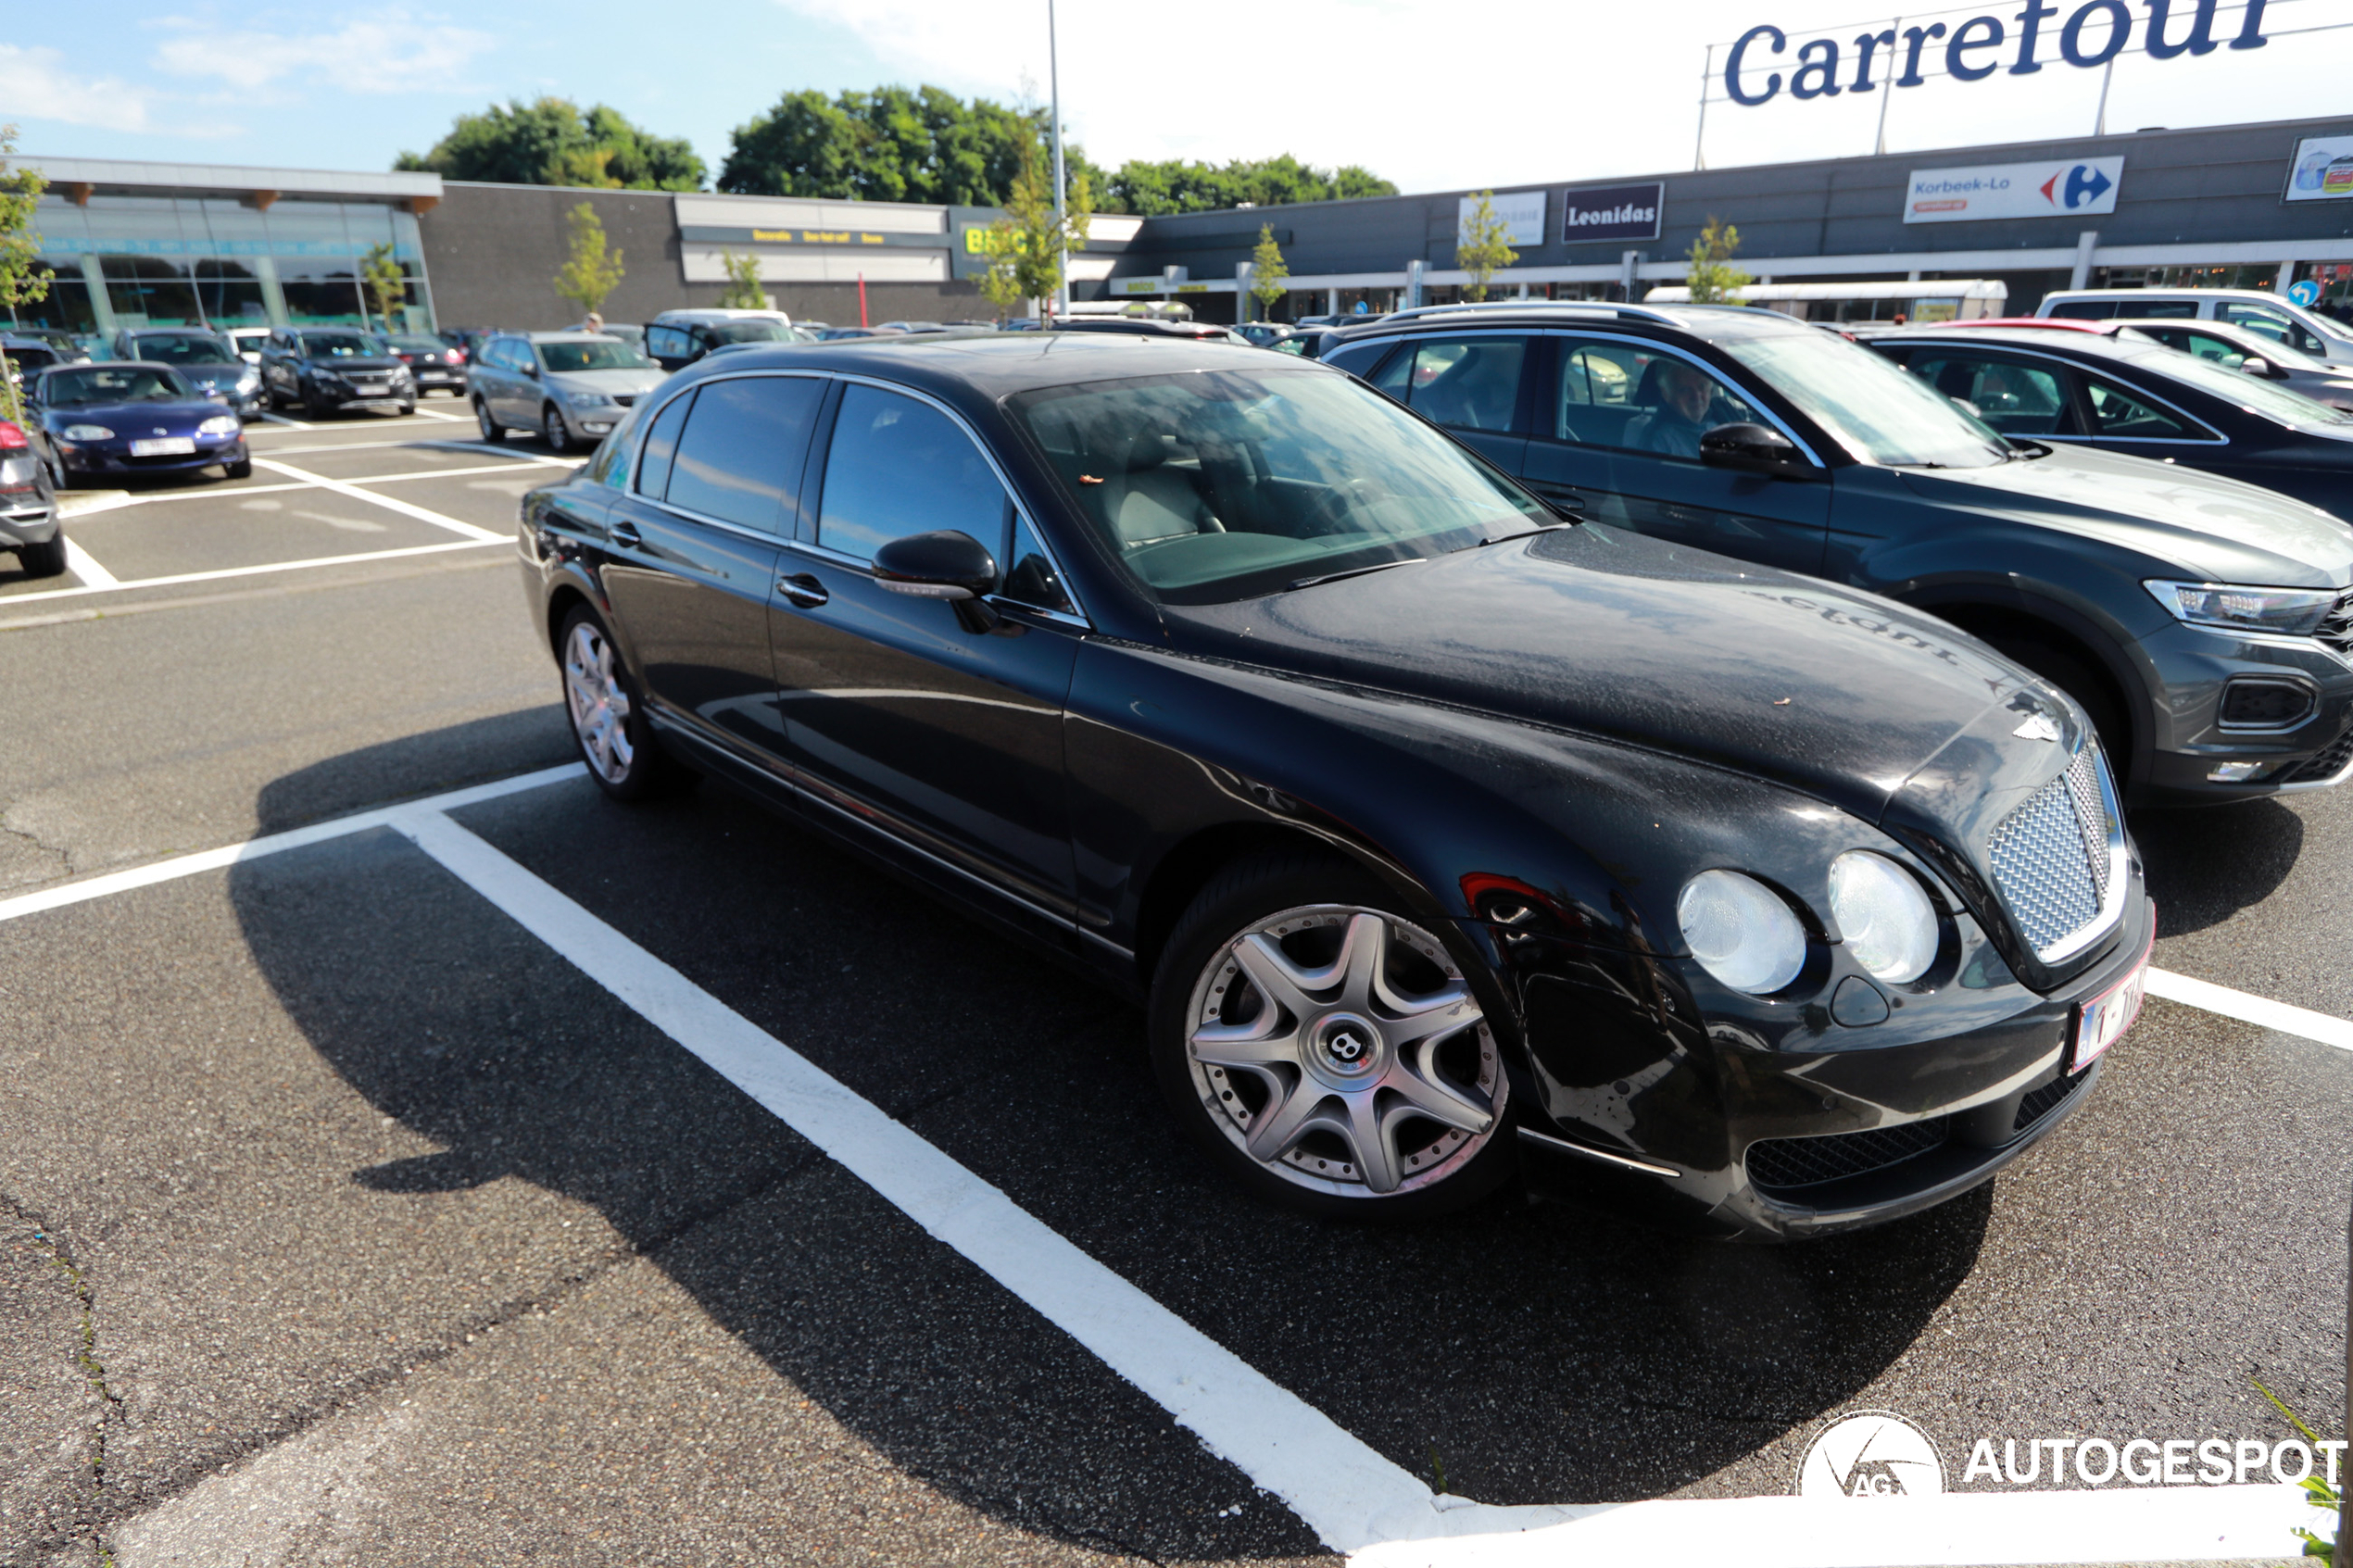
[2285,135,2353,202]
[1903,157,2123,223]
[1559,182,1664,244]
[1459,190,1547,247]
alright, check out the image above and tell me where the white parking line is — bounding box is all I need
[0,765,581,925]
[73,463,567,511]
[254,411,315,430]
[2147,966,2353,1052]
[0,767,2339,1567]
[249,458,504,543]
[0,538,507,609]
[403,403,470,422]
[61,537,119,588]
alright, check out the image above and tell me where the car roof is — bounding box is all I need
[1870,325,2183,367]
[1326,299,1818,346]
[672,331,1331,402]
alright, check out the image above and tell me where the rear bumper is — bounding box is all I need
[0,500,58,548]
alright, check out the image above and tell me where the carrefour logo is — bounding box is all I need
[1720,0,2270,108]
[2042,163,2113,209]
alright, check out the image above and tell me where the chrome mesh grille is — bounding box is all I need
[1987,746,2116,959]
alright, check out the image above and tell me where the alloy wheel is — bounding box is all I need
[1185,903,1502,1197]
[562,621,635,784]
[543,407,571,454]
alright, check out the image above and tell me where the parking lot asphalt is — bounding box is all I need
[0,406,2347,1567]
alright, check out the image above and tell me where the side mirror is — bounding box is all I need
[522,361,541,380]
[873,530,1001,632]
[1699,421,1811,477]
[2241,356,2281,379]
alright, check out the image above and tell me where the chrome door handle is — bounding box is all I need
[778,572,829,608]
[608,521,642,548]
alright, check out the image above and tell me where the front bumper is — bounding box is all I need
[59,436,248,479]
[1500,885,2152,1241]
[2131,618,2353,801]
[555,401,623,440]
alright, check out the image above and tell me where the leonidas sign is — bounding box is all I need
[1721,0,2270,107]
[1561,182,1664,244]
[1905,157,2125,223]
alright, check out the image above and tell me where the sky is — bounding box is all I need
[5,0,2350,195]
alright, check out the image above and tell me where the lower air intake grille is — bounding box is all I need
[1746,1118,1951,1192]
[1987,746,2116,959]
[2012,1066,2092,1132]
[2287,723,2353,784]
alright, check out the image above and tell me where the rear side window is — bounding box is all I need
[663,376,823,533]
[817,385,1008,562]
[1906,355,2075,437]
[2108,299,2199,320]
[1367,336,1528,432]
[2047,302,2115,320]
[635,390,693,500]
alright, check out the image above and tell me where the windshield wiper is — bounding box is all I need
[1284,558,1425,593]
[1478,523,1571,546]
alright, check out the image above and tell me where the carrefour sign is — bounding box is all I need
[1722,0,2271,107]
[1905,157,2124,222]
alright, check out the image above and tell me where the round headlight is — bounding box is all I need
[1677,870,1806,995]
[1827,851,1939,984]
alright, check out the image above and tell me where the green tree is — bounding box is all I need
[1104,155,1397,216]
[971,131,1091,320]
[719,84,1105,209]
[360,242,408,332]
[1454,191,1518,303]
[552,204,626,318]
[1249,224,1290,320]
[397,98,704,191]
[716,251,766,310]
[0,126,52,423]
[1684,217,1753,304]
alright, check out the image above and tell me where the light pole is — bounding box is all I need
[1049,0,1068,320]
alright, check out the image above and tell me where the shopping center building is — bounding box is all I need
[10,111,2351,339]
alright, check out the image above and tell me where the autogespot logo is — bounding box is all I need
[1797,1411,1947,1498]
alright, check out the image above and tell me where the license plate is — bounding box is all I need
[355,384,389,397]
[129,437,195,456]
[2070,931,2151,1071]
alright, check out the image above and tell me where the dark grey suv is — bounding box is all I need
[1323,303,2353,805]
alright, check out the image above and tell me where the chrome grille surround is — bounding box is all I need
[1986,744,2128,964]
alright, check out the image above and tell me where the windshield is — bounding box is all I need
[44,366,195,406]
[301,332,386,358]
[132,333,235,365]
[700,320,792,346]
[1722,330,2011,468]
[1011,368,1548,605]
[538,339,655,372]
[2133,346,2353,429]
[388,334,447,354]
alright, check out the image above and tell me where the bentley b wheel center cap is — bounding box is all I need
[1310,1012,1383,1079]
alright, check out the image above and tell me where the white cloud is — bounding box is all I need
[0,44,157,131]
[776,0,2353,194]
[153,17,495,95]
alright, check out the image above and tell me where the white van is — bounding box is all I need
[2036,288,2353,366]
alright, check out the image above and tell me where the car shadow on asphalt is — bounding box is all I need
[228,727,1993,1553]
[252,707,574,836]
[2129,798,2303,937]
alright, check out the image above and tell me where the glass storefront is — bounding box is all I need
[8,194,434,349]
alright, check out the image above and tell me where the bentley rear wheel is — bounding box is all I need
[1150,850,1512,1218]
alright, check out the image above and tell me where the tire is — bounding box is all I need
[16,533,67,578]
[303,383,331,420]
[45,457,74,493]
[396,400,416,418]
[475,397,504,445]
[1149,848,1515,1220]
[542,404,573,455]
[223,457,253,480]
[557,604,693,802]
[1982,631,2132,785]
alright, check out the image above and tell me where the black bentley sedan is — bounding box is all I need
[514,334,2150,1238]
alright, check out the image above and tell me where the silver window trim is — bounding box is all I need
[1894,340,2230,447]
[1535,328,1830,469]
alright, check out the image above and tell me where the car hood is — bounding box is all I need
[1164,523,2046,827]
[48,398,233,433]
[549,368,665,396]
[1896,441,2353,586]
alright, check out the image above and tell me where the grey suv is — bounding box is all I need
[1323,302,2353,805]
[471,332,666,455]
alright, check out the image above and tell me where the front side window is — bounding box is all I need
[2221,303,2324,356]
[1368,335,1527,431]
[817,385,1007,561]
[664,376,823,532]
[1002,513,1076,615]
[2082,377,2205,440]
[1010,367,1546,605]
[2108,299,2198,320]
[1547,338,1767,458]
[648,326,686,358]
[1905,355,2076,437]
